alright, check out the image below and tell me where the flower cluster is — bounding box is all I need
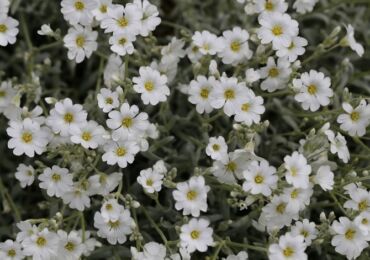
[1,0,370,259]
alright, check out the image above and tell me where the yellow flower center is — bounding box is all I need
[200,88,209,99]
[307,84,317,95]
[52,173,61,182]
[74,1,85,10]
[283,247,294,257]
[27,170,33,176]
[350,111,360,121]
[254,175,264,184]
[146,179,153,186]
[36,236,46,247]
[75,36,85,48]
[117,17,128,27]
[190,230,200,239]
[108,220,120,229]
[224,88,235,100]
[291,189,299,199]
[345,229,356,240]
[100,4,107,13]
[265,1,274,11]
[272,25,283,36]
[65,241,75,252]
[82,131,92,141]
[276,203,286,214]
[241,103,250,112]
[288,42,295,50]
[105,97,113,104]
[186,190,197,200]
[226,161,237,172]
[290,167,298,177]
[7,249,16,257]
[301,229,309,238]
[268,68,279,77]
[362,218,368,225]
[0,24,7,33]
[116,147,126,157]
[64,113,74,123]
[105,203,113,210]
[358,200,368,211]
[230,41,241,52]
[0,90,5,97]
[202,43,210,51]
[212,144,220,151]
[144,81,154,92]
[118,37,127,45]
[22,132,33,143]
[122,117,133,128]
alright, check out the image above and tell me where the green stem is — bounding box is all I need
[0,177,21,222]
[141,206,168,246]
[79,212,86,242]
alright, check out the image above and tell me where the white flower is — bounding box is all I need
[268,233,307,260]
[0,240,24,260]
[15,164,35,188]
[259,195,299,231]
[293,0,318,14]
[22,228,59,260]
[210,75,246,116]
[242,160,277,196]
[63,25,98,63]
[137,168,164,193]
[0,0,10,15]
[94,205,135,244]
[342,24,365,57]
[313,165,334,191]
[284,151,311,189]
[37,24,54,36]
[293,70,333,112]
[7,119,50,157]
[97,87,120,113]
[101,3,142,35]
[354,212,370,237]
[276,36,308,62]
[161,37,186,65]
[104,54,125,87]
[80,230,102,257]
[102,138,140,168]
[222,251,248,260]
[218,27,252,65]
[283,186,313,211]
[133,66,170,105]
[180,218,214,253]
[257,13,299,50]
[92,0,112,21]
[153,160,167,175]
[46,98,87,136]
[100,199,124,221]
[173,176,210,217]
[109,32,136,56]
[0,15,19,46]
[61,183,91,211]
[188,75,217,114]
[245,68,261,85]
[234,88,265,126]
[331,217,369,259]
[337,100,370,137]
[88,172,122,196]
[254,0,288,14]
[61,0,97,25]
[38,166,73,198]
[325,130,350,163]
[5,105,45,124]
[133,0,161,37]
[56,230,85,260]
[206,136,228,160]
[192,31,224,56]
[16,221,38,243]
[70,120,107,149]
[212,150,249,184]
[259,57,291,92]
[343,187,370,212]
[291,219,317,246]
[131,242,166,260]
[0,81,16,113]
[107,102,149,141]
